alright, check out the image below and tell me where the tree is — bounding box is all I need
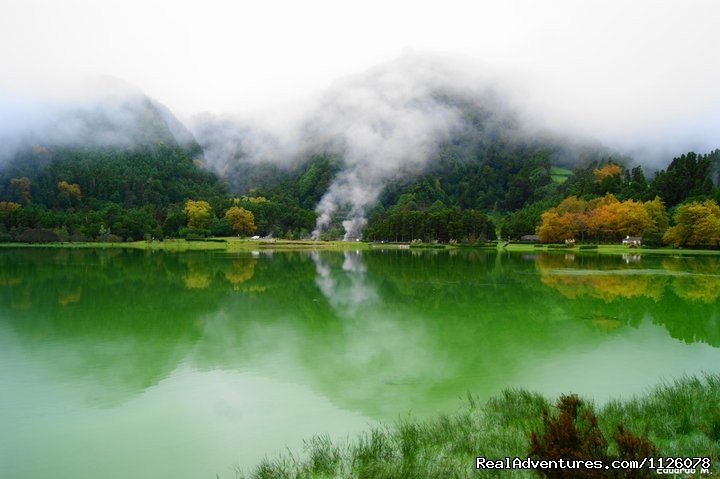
[10,177,31,204]
[536,196,589,242]
[650,151,717,207]
[663,200,720,247]
[593,163,623,182]
[539,194,667,243]
[643,196,669,233]
[225,206,256,236]
[613,199,653,237]
[183,200,212,230]
[0,201,21,213]
[57,181,82,200]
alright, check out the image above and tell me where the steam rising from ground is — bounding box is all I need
[2,48,718,239]
[192,55,502,239]
[309,59,471,239]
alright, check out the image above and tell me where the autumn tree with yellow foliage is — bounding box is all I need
[663,200,720,247]
[0,201,21,213]
[225,206,256,236]
[538,194,668,243]
[183,200,212,230]
[537,196,589,242]
[593,163,623,182]
[57,181,82,200]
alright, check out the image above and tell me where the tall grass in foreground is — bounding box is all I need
[235,375,720,478]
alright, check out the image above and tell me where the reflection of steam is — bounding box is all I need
[304,250,454,414]
[311,251,377,313]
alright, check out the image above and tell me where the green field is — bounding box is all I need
[2,238,719,256]
[0,238,373,252]
[503,243,720,256]
[550,165,573,184]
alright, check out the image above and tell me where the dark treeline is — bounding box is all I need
[364,208,494,243]
[0,146,339,242]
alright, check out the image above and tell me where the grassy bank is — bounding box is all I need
[1,238,719,256]
[502,243,720,256]
[0,238,374,252]
[235,375,720,478]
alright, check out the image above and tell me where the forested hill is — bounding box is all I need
[1,88,719,244]
[202,95,618,240]
[0,95,228,241]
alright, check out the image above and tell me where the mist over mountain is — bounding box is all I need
[0,88,227,241]
[0,55,718,243]
[189,55,619,238]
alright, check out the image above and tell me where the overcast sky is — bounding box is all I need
[1,0,719,157]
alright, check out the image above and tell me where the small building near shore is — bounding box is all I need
[622,235,642,246]
[520,235,540,242]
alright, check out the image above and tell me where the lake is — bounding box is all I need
[1,247,719,478]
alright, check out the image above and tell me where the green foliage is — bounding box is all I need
[650,151,719,207]
[0,87,717,249]
[16,228,61,243]
[500,197,561,238]
[365,208,494,243]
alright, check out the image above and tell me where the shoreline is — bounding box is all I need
[1,239,719,256]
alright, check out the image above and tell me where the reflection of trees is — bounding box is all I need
[0,249,229,407]
[224,259,256,289]
[532,252,720,348]
[537,254,668,301]
[183,260,211,289]
[662,257,720,304]
[1,248,718,419]
[537,254,720,305]
[58,287,82,306]
[0,273,21,286]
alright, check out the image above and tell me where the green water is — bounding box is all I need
[1,248,719,478]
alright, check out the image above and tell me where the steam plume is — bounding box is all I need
[308,57,468,239]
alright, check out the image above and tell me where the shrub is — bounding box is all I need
[612,424,658,478]
[103,234,123,243]
[16,228,61,243]
[529,395,659,478]
[69,232,89,242]
[642,232,663,248]
[529,394,608,478]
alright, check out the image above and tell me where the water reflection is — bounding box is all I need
[1,249,719,408]
[312,250,377,313]
[2,248,720,477]
[535,252,720,346]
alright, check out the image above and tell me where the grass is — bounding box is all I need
[550,166,573,184]
[2,238,720,256]
[503,243,720,256]
[0,238,374,252]
[233,375,720,479]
